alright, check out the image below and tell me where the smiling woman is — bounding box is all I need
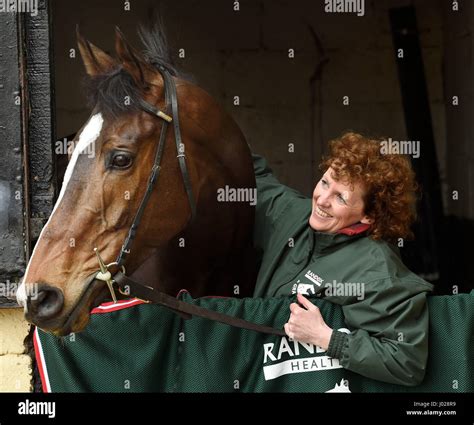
[253,132,434,386]
[316,132,418,241]
[309,169,373,234]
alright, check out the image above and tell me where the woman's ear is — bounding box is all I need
[361,215,374,225]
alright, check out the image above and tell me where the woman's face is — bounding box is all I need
[309,167,373,233]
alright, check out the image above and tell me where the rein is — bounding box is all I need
[94,66,285,337]
[113,271,286,337]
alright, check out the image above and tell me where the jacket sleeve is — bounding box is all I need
[326,278,432,386]
[253,153,305,251]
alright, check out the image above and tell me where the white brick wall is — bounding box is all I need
[0,309,32,392]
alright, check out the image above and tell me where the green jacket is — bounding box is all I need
[252,153,434,386]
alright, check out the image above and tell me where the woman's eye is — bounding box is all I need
[337,194,347,205]
[321,179,328,187]
[111,153,132,169]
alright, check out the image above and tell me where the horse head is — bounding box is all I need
[17,26,255,336]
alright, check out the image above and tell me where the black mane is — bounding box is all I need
[85,24,187,118]
[138,24,180,77]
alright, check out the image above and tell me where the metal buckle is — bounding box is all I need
[156,110,172,122]
[93,248,126,304]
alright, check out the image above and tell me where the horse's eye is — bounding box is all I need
[111,153,133,169]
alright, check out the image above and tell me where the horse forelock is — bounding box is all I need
[84,24,193,120]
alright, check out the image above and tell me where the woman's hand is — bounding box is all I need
[284,293,333,351]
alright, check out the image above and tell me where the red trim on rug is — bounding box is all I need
[91,298,146,314]
[33,328,49,393]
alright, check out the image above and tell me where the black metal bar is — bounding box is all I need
[0,12,26,307]
[0,0,56,307]
[24,0,57,243]
[389,6,445,283]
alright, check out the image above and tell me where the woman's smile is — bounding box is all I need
[314,205,333,219]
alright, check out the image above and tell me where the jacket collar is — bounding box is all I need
[308,222,370,255]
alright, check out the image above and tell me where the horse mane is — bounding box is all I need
[85,23,190,118]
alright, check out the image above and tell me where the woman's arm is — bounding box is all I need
[326,279,431,386]
[252,153,304,251]
[287,278,432,386]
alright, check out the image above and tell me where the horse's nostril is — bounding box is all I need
[35,291,47,305]
[28,286,64,320]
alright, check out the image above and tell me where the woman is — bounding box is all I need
[253,132,433,386]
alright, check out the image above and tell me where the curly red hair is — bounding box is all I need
[320,132,418,242]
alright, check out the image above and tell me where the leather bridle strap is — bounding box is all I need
[111,68,284,337]
[161,68,197,220]
[113,271,286,337]
[115,100,168,266]
[115,67,196,266]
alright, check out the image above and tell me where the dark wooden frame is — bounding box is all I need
[0,0,57,307]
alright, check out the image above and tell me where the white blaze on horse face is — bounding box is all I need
[54,113,104,214]
[16,281,28,310]
[17,113,104,311]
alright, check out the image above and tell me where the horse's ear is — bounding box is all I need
[114,26,150,89]
[76,26,117,77]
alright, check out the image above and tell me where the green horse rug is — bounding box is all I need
[34,292,473,392]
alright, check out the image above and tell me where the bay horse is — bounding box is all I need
[17,26,256,336]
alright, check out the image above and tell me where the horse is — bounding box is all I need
[16,25,256,337]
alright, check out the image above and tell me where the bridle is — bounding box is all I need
[115,65,197,268]
[93,65,285,337]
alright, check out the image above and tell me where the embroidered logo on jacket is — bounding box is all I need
[304,269,324,286]
[291,280,316,295]
[291,270,325,295]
